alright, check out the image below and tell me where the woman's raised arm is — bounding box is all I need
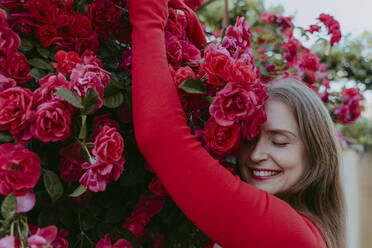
[129,0,325,247]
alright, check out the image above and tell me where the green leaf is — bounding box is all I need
[103,84,124,108]
[43,170,64,203]
[54,88,84,109]
[69,185,86,197]
[83,88,99,114]
[28,68,47,82]
[28,58,54,71]
[19,37,34,52]
[1,193,17,220]
[179,78,206,94]
[0,132,13,143]
[36,45,51,59]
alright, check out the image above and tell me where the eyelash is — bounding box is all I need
[272,141,288,147]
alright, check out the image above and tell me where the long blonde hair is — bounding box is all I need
[267,78,346,248]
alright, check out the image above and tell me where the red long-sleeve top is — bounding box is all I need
[129,0,327,247]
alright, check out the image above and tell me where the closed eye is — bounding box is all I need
[272,141,288,147]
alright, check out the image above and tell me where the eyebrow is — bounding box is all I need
[268,129,297,138]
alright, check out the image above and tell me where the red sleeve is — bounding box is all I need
[129,1,327,247]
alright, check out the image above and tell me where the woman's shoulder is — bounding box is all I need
[298,213,328,248]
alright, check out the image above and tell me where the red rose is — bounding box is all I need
[210,83,258,126]
[0,143,40,196]
[97,234,132,248]
[241,108,267,141]
[2,52,32,84]
[33,73,71,106]
[113,15,132,44]
[183,0,203,10]
[25,0,56,24]
[28,225,58,248]
[166,8,187,40]
[306,24,321,34]
[123,208,150,238]
[281,38,300,67]
[52,36,76,52]
[36,24,57,47]
[53,50,81,76]
[87,0,121,40]
[75,33,100,54]
[31,101,72,143]
[9,14,35,36]
[148,177,167,196]
[139,195,164,216]
[59,142,84,182]
[299,51,320,72]
[333,88,363,124]
[92,125,124,163]
[200,44,232,86]
[0,74,16,93]
[204,117,241,155]
[71,13,93,37]
[55,10,75,36]
[0,86,33,136]
[0,26,21,63]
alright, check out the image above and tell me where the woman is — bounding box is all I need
[128,0,345,247]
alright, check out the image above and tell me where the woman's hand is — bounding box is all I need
[128,0,169,30]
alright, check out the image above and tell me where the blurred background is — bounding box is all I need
[197,1,372,247]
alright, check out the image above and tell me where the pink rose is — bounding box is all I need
[70,63,110,112]
[0,26,21,63]
[92,125,124,164]
[0,235,15,248]
[53,50,81,76]
[0,86,33,136]
[91,114,120,140]
[210,83,258,126]
[200,44,232,86]
[299,51,320,72]
[180,40,201,65]
[33,73,71,106]
[174,66,196,87]
[96,234,132,248]
[80,158,125,192]
[166,8,187,40]
[203,117,241,155]
[0,74,16,93]
[59,142,85,182]
[0,143,40,196]
[148,177,167,196]
[15,190,36,214]
[226,61,256,87]
[260,12,277,24]
[28,225,58,248]
[31,101,72,143]
[0,8,8,27]
[241,108,267,141]
[1,52,32,84]
[165,32,182,67]
[51,229,69,248]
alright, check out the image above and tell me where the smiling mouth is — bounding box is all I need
[249,168,282,180]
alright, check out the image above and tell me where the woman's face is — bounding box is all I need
[238,98,307,195]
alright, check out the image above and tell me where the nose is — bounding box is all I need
[249,136,269,163]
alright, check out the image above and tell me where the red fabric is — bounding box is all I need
[129,0,327,247]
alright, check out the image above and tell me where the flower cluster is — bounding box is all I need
[317,13,342,46]
[334,88,363,124]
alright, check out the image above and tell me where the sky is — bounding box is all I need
[264,0,372,36]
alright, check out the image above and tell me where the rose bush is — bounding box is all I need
[0,0,363,247]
